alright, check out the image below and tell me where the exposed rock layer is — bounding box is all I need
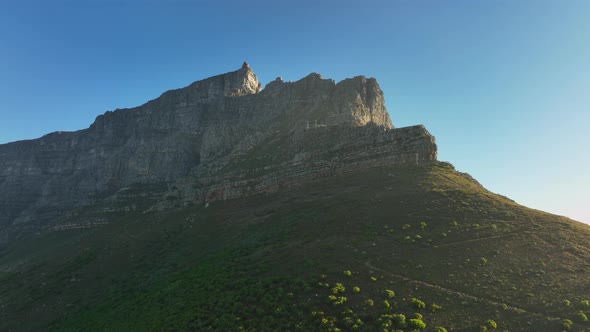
[0,65,436,237]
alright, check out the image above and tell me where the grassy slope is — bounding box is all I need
[1,162,589,331]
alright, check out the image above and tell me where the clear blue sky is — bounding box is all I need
[1,0,588,224]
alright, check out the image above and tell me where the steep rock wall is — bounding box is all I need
[0,64,433,236]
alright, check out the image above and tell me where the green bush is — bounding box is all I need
[352,286,360,293]
[343,270,352,277]
[484,319,497,329]
[434,327,448,332]
[581,300,590,309]
[578,311,588,322]
[407,318,426,329]
[411,297,426,309]
[563,319,573,330]
[332,283,345,294]
[392,314,406,328]
[333,296,347,305]
[343,316,354,326]
[383,299,391,309]
[384,289,395,298]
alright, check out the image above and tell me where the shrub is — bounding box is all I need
[581,300,590,309]
[384,289,395,298]
[434,327,448,332]
[578,311,588,322]
[352,286,360,293]
[343,270,352,277]
[402,224,412,230]
[563,319,573,330]
[420,221,427,230]
[411,297,426,309]
[343,317,354,326]
[383,299,391,309]
[333,296,347,305]
[370,276,377,282]
[564,299,571,306]
[407,318,426,329]
[365,299,374,306]
[380,318,392,328]
[484,319,497,329]
[332,283,345,294]
[480,257,488,265]
[392,314,406,327]
[431,303,443,312]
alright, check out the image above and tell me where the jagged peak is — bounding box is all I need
[221,62,262,96]
[145,63,262,105]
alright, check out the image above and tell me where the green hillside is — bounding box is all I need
[1,162,589,331]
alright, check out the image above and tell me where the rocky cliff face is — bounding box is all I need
[0,63,436,239]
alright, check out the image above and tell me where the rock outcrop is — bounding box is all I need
[0,64,436,239]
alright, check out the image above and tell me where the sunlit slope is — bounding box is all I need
[1,162,589,331]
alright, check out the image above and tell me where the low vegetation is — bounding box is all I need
[0,163,589,330]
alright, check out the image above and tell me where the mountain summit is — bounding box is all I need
[0,64,433,239]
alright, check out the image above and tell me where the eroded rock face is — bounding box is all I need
[0,64,435,238]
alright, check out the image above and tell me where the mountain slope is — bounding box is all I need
[1,162,589,331]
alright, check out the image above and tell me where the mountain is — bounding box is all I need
[0,62,431,240]
[0,64,589,331]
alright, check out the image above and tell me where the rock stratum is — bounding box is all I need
[0,63,437,239]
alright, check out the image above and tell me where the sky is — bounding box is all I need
[0,0,588,224]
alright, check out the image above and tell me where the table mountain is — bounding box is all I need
[1,64,589,331]
[0,63,435,239]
